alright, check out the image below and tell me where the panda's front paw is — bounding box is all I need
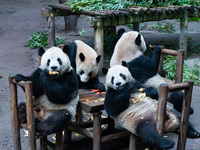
[18,102,27,123]
[15,74,28,82]
[188,130,200,139]
[97,83,106,92]
[151,45,162,53]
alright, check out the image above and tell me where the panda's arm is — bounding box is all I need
[15,68,44,96]
[133,80,158,99]
[148,46,161,71]
[79,75,106,92]
[92,75,106,92]
[105,82,134,116]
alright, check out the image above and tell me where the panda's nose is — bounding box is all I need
[51,66,57,70]
[115,82,121,86]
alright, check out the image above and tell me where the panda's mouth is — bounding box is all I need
[49,71,60,76]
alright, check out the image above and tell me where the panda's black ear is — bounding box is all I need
[117,28,125,37]
[96,55,101,64]
[102,67,108,75]
[38,47,45,56]
[135,34,141,45]
[62,45,70,55]
[79,53,85,62]
[122,61,129,68]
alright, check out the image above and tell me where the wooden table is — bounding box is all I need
[64,89,129,150]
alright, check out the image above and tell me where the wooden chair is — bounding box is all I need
[9,76,64,150]
[129,48,194,150]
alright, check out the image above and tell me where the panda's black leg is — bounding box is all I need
[168,91,194,114]
[144,87,158,100]
[187,122,200,138]
[136,120,175,149]
[35,109,72,135]
[18,102,27,123]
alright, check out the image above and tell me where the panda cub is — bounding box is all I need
[62,40,105,92]
[102,64,200,149]
[110,30,193,114]
[15,46,79,135]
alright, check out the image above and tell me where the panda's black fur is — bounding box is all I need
[15,46,79,135]
[110,29,193,114]
[102,64,200,149]
[62,40,105,92]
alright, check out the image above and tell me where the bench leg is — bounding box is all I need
[56,130,63,150]
[64,126,72,143]
[9,77,21,150]
[129,134,137,150]
[40,136,47,150]
[93,112,102,150]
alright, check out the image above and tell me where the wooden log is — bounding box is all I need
[93,112,102,150]
[175,49,184,83]
[129,134,137,150]
[156,84,168,136]
[179,10,188,59]
[9,76,21,150]
[40,136,47,150]
[94,17,104,75]
[101,131,129,143]
[68,124,93,138]
[161,48,178,56]
[47,15,56,47]
[168,82,190,92]
[48,4,107,17]
[177,80,193,150]
[56,130,63,150]
[24,81,36,150]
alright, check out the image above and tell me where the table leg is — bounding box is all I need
[93,112,102,150]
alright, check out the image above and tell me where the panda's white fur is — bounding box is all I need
[105,65,180,135]
[75,40,99,83]
[37,46,78,120]
[105,65,134,90]
[15,46,79,134]
[34,94,79,120]
[110,31,146,67]
[104,65,200,149]
[40,46,73,74]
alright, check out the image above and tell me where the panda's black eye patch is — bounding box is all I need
[89,72,92,77]
[80,70,84,75]
[47,59,50,66]
[111,76,114,85]
[120,73,126,80]
[57,58,62,65]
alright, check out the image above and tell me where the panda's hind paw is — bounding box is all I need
[18,102,27,123]
[188,131,200,139]
[158,139,175,149]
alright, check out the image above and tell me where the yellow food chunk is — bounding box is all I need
[49,71,59,75]
[138,88,144,93]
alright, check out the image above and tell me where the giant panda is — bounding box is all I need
[102,64,200,149]
[110,30,193,114]
[62,40,105,92]
[15,46,79,135]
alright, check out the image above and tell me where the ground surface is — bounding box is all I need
[0,0,200,150]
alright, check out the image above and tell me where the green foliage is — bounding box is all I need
[163,55,200,85]
[148,22,176,33]
[65,0,133,11]
[188,17,200,22]
[25,30,66,49]
[65,0,200,11]
[78,29,87,37]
